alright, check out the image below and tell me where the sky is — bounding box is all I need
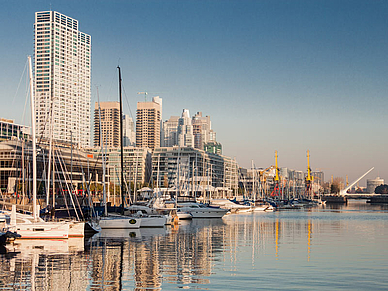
[1,0,387,185]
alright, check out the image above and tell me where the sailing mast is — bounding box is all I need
[118,66,125,214]
[28,56,38,222]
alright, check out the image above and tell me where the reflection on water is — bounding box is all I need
[1,200,388,290]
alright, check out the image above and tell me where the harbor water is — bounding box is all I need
[1,200,388,290]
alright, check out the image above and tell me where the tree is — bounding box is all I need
[375,184,388,194]
[330,183,340,194]
[329,177,345,194]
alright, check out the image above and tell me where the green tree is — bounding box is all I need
[375,184,388,194]
[330,183,340,194]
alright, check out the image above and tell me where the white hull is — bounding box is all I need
[3,208,70,239]
[210,199,251,210]
[238,205,274,213]
[68,221,85,237]
[139,215,167,227]
[177,212,192,220]
[99,215,141,229]
[178,204,228,218]
[9,222,69,239]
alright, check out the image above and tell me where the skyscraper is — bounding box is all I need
[192,112,216,150]
[162,116,179,147]
[34,11,91,148]
[123,114,135,146]
[177,109,194,147]
[136,97,161,149]
[94,101,120,148]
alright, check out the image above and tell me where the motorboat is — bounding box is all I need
[99,213,141,229]
[177,202,229,218]
[210,198,251,211]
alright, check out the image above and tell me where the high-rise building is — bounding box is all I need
[136,97,161,149]
[192,112,216,150]
[123,114,135,146]
[34,11,91,148]
[94,101,120,148]
[177,109,194,147]
[162,116,179,147]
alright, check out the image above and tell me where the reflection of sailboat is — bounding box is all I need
[6,237,84,255]
[96,227,168,240]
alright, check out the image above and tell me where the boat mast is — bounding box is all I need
[28,56,38,222]
[118,66,125,214]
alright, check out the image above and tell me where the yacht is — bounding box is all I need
[177,202,229,218]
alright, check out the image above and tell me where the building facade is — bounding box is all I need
[123,114,135,146]
[94,101,120,148]
[0,140,102,197]
[136,98,161,149]
[106,147,152,201]
[34,11,91,148]
[162,116,179,147]
[0,118,30,141]
[152,147,239,197]
[367,177,384,194]
[177,109,194,148]
[192,112,216,150]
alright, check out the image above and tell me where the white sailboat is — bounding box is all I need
[5,56,70,239]
[98,66,141,229]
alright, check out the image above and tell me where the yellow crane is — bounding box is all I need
[306,150,313,183]
[137,91,148,101]
[272,150,281,197]
[275,150,279,182]
[305,150,313,199]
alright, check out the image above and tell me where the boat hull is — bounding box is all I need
[139,216,167,228]
[10,222,69,239]
[99,216,141,229]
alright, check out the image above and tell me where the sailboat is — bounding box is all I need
[98,66,141,229]
[4,56,70,239]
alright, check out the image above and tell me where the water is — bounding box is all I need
[1,200,388,290]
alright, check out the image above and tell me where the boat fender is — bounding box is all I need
[129,219,137,224]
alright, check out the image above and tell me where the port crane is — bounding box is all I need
[257,165,276,198]
[305,150,313,199]
[271,150,281,197]
[137,91,162,102]
[137,91,148,101]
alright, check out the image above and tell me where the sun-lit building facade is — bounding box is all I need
[34,11,91,148]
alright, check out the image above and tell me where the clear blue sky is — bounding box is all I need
[1,0,387,185]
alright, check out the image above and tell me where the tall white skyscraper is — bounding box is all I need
[162,116,179,147]
[177,109,194,147]
[34,11,91,147]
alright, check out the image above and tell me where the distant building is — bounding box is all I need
[162,116,179,147]
[34,11,91,148]
[204,142,222,155]
[367,177,384,193]
[192,112,216,150]
[105,147,152,190]
[94,101,120,148]
[177,109,194,148]
[0,118,30,141]
[152,147,239,197]
[136,97,161,149]
[0,140,102,195]
[123,114,135,146]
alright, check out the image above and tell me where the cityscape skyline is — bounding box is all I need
[0,1,387,184]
